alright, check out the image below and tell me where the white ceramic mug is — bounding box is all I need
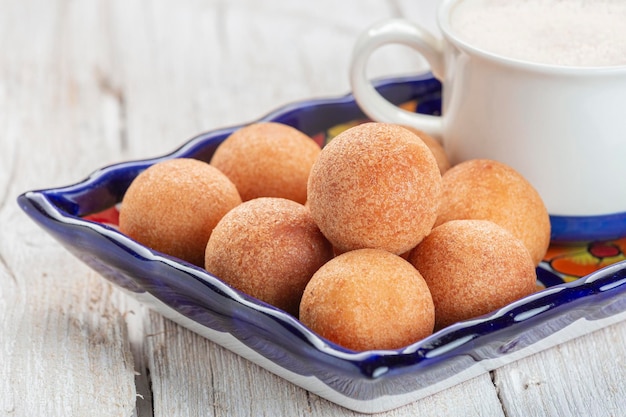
[350,0,626,221]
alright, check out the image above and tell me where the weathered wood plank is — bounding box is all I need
[494,322,626,417]
[0,0,137,415]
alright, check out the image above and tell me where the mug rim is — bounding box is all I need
[437,0,626,75]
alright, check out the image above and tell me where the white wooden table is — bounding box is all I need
[2,1,626,416]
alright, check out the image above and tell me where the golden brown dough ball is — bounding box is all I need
[119,158,242,267]
[300,248,435,351]
[204,197,333,317]
[436,159,551,265]
[403,126,451,174]
[307,123,442,255]
[210,122,321,204]
[409,220,537,330]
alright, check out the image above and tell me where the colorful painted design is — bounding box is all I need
[311,119,370,148]
[543,238,626,282]
[85,205,119,227]
[313,100,419,148]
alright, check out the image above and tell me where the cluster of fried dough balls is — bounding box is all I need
[118,121,550,352]
[435,159,551,266]
[302,122,543,346]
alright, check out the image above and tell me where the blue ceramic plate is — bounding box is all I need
[18,74,626,413]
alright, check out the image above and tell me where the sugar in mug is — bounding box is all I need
[349,0,626,229]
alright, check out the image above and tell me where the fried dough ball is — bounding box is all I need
[204,197,333,317]
[436,159,551,265]
[409,220,537,330]
[307,123,442,255]
[300,248,435,351]
[210,122,321,204]
[119,158,242,267]
[403,126,451,174]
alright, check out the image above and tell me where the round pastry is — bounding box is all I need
[210,122,321,204]
[408,219,537,330]
[436,159,551,265]
[307,122,442,255]
[299,248,435,351]
[119,158,242,267]
[204,197,333,317]
[404,126,451,174]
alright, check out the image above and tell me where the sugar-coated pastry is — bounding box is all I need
[403,126,451,174]
[307,123,442,255]
[204,197,333,317]
[299,248,435,351]
[436,159,551,265]
[119,158,242,267]
[409,219,537,330]
[210,122,321,204]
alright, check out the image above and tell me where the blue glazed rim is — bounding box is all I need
[550,212,626,244]
[17,74,626,406]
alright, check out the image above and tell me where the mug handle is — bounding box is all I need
[350,19,445,138]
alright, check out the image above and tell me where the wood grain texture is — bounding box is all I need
[1,0,625,416]
[494,322,626,417]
